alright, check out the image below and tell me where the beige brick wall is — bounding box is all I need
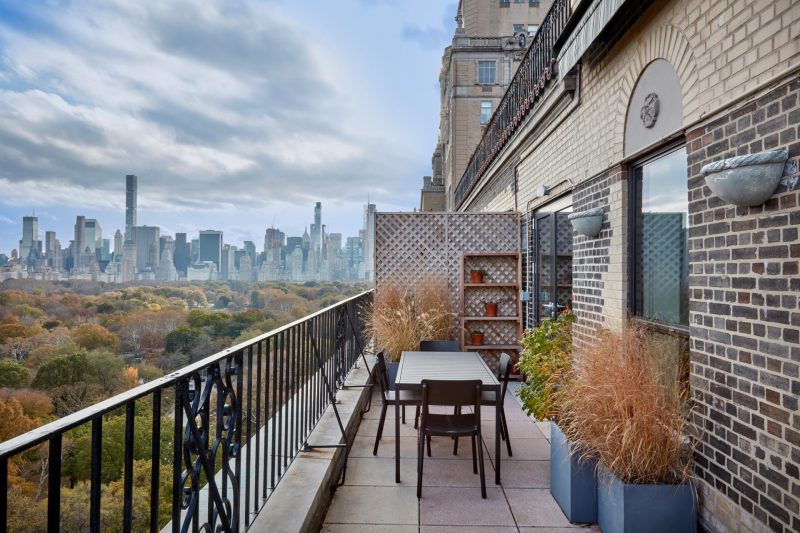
[461,0,553,37]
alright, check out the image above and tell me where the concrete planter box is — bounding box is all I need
[700,149,787,207]
[550,423,597,524]
[597,463,697,533]
[567,208,604,238]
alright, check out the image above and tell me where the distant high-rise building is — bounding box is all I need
[363,203,376,280]
[174,233,190,275]
[157,241,177,282]
[310,202,322,255]
[239,254,253,282]
[131,225,160,273]
[45,231,56,266]
[84,219,101,257]
[113,230,123,257]
[125,175,137,242]
[190,239,199,263]
[20,216,39,263]
[120,242,137,282]
[199,230,223,270]
[221,244,235,280]
[264,228,284,252]
[74,216,87,269]
[243,240,256,266]
[101,239,111,261]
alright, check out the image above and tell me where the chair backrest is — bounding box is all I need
[419,340,461,352]
[421,379,482,410]
[374,351,390,399]
[498,352,512,399]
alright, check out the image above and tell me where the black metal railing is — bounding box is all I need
[0,290,373,533]
[455,0,572,209]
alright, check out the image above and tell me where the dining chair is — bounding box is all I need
[417,379,486,499]
[372,351,422,455]
[419,339,461,352]
[452,352,513,457]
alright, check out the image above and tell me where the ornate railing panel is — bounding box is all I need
[454,0,572,209]
[0,290,373,533]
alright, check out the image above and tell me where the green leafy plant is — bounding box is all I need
[471,328,483,334]
[472,268,487,275]
[516,310,575,421]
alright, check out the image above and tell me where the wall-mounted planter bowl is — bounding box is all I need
[597,463,696,533]
[568,207,604,238]
[700,149,788,207]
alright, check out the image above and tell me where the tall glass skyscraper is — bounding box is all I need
[19,215,38,262]
[125,174,137,243]
[199,230,223,270]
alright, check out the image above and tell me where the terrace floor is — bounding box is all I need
[321,382,599,532]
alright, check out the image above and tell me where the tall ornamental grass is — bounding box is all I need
[365,279,455,361]
[562,325,692,485]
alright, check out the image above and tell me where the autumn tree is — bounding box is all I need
[0,359,30,388]
[71,323,119,351]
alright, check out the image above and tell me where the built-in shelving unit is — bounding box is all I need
[460,252,523,367]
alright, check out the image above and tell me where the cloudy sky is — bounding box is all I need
[0,0,457,254]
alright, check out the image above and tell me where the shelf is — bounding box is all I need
[464,283,518,288]
[463,252,519,257]
[464,344,521,350]
[463,316,520,321]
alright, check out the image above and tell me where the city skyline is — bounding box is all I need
[0,1,459,255]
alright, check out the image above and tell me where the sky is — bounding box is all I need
[0,0,458,254]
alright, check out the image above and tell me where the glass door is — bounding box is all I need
[533,199,573,323]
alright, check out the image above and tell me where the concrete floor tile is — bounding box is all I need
[485,437,550,461]
[324,485,419,525]
[419,486,515,526]
[350,435,419,458]
[420,456,494,487]
[358,417,419,437]
[496,459,549,488]
[344,457,416,486]
[323,525,418,533]
[421,527,518,533]
[506,488,573,527]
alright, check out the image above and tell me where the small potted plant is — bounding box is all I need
[484,301,498,317]
[470,268,487,283]
[470,329,484,346]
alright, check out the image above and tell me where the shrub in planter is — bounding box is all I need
[365,279,455,362]
[484,302,498,317]
[517,311,596,523]
[562,326,695,533]
[470,329,484,346]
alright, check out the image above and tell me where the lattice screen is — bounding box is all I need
[375,212,520,369]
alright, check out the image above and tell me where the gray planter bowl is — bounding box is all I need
[550,423,598,524]
[597,463,697,533]
[567,208,604,238]
[700,149,788,207]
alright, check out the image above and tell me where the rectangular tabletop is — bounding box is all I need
[395,351,500,389]
[393,351,502,486]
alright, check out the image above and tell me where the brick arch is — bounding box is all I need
[613,24,699,150]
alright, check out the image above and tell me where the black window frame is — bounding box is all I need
[627,141,690,339]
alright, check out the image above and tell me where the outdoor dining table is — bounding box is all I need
[394,350,502,485]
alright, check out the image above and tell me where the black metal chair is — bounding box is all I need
[372,351,422,455]
[419,340,461,352]
[479,352,514,457]
[417,379,486,499]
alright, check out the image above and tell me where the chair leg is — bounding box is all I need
[373,403,388,455]
[427,435,432,457]
[417,430,425,498]
[501,407,513,457]
[471,435,477,474]
[414,405,420,429]
[453,406,460,455]
[402,405,406,424]
[477,431,486,499]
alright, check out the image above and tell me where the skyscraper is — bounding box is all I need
[45,230,56,266]
[74,216,86,269]
[173,233,190,275]
[199,230,223,271]
[113,230,123,258]
[363,203,376,280]
[310,202,322,254]
[130,225,160,273]
[125,174,137,242]
[19,215,38,262]
[84,219,101,258]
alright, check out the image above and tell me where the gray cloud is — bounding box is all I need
[0,0,416,219]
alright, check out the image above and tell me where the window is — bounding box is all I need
[513,24,524,33]
[631,146,689,328]
[477,61,496,85]
[480,101,492,124]
[528,24,539,36]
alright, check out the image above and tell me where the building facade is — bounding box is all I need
[125,174,137,243]
[447,0,799,531]
[431,0,552,210]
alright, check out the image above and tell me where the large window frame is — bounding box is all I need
[627,141,690,339]
[477,61,497,85]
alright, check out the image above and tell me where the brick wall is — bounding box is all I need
[687,78,800,533]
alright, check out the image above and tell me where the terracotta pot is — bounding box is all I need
[470,271,485,283]
[484,303,498,317]
[470,332,484,346]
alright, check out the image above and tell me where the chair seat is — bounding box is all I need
[423,413,478,435]
[385,390,422,405]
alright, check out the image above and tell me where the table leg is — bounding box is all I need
[495,385,501,485]
[395,399,401,483]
